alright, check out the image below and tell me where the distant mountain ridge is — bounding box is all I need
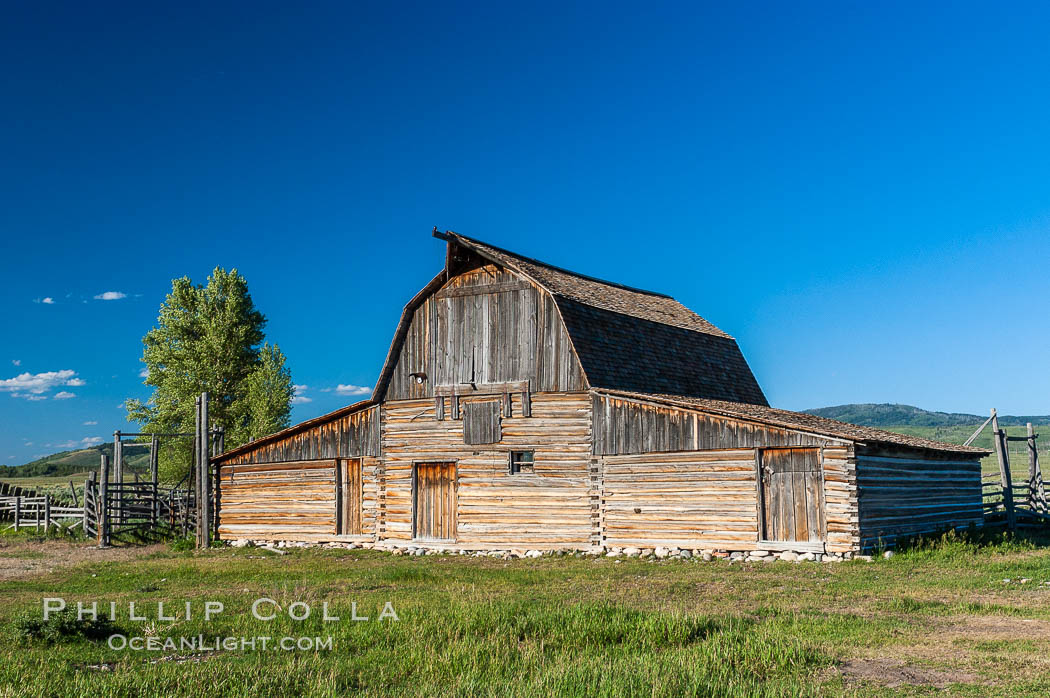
[0,442,150,478]
[804,403,1050,428]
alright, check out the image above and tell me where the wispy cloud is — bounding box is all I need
[0,370,85,399]
[83,420,98,426]
[335,384,372,396]
[138,368,149,378]
[94,291,127,301]
[34,297,56,304]
[53,436,103,449]
[11,359,20,366]
[291,384,312,404]
[53,391,75,400]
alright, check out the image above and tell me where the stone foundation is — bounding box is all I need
[228,539,870,563]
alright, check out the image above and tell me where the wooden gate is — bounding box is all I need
[760,448,825,542]
[414,462,457,540]
[337,458,362,535]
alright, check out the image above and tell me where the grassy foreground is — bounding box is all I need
[2,532,1050,696]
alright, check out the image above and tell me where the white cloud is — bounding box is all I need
[53,436,103,450]
[335,384,372,396]
[0,370,84,398]
[42,297,55,304]
[11,359,20,366]
[83,420,98,425]
[291,384,312,404]
[94,291,127,300]
[138,368,149,378]
[53,391,75,399]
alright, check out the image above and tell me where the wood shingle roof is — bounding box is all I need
[597,389,990,456]
[445,232,768,405]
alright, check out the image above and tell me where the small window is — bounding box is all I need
[509,450,534,474]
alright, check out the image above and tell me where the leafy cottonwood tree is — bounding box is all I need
[126,268,294,482]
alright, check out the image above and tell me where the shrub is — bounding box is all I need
[14,609,119,644]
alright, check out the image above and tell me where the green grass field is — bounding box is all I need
[0,472,93,490]
[3,531,1050,696]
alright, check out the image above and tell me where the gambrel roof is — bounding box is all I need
[453,233,729,337]
[377,231,768,405]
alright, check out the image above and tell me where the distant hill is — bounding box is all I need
[0,442,151,479]
[803,403,1050,428]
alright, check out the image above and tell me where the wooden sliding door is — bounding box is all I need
[336,458,362,535]
[760,448,825,542]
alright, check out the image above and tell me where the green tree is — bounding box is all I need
[126,268,294,482]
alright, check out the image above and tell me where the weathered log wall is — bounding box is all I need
[821,445,857,553]
[856,452,982,549]
[592,395,836,455]
[385,265,586,401]
[599,445,858,553]
[381,392,593,548]
[601,450,758,549]
[221,406,380,465]
[217,456,380,542]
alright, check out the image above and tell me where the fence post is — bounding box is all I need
[194,395,201,547]
[199,392,210,548]
[114,432,123,526]
[14,496,20,532]
[99,454,110,547]
[84,471,95,537]
[1028,423,1046,513]
[991,409,1016,530]
[150,434,160,528]
[44,495,51,533]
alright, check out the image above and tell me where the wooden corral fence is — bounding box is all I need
[977,410,1048,529]
[0,495,85,533]
[84,462,198,545]
[0,481,41,500]
[88,393,219,548]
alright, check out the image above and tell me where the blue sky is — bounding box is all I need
[3,2,1050,465]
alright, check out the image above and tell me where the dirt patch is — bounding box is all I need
[0,538,164,580]
[837,658,978,688]
[945,614,1050,639]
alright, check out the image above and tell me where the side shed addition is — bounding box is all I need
[591,391,986,554]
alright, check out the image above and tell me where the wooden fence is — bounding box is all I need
[0,495,84,533]
[84,464,197,546]
[979,412,1050,529]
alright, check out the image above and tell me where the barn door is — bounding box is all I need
[760,448,825,542]
[336,458,362,535]
[414,462,457,540]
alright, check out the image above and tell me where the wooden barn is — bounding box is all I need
[213,232,988,556]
